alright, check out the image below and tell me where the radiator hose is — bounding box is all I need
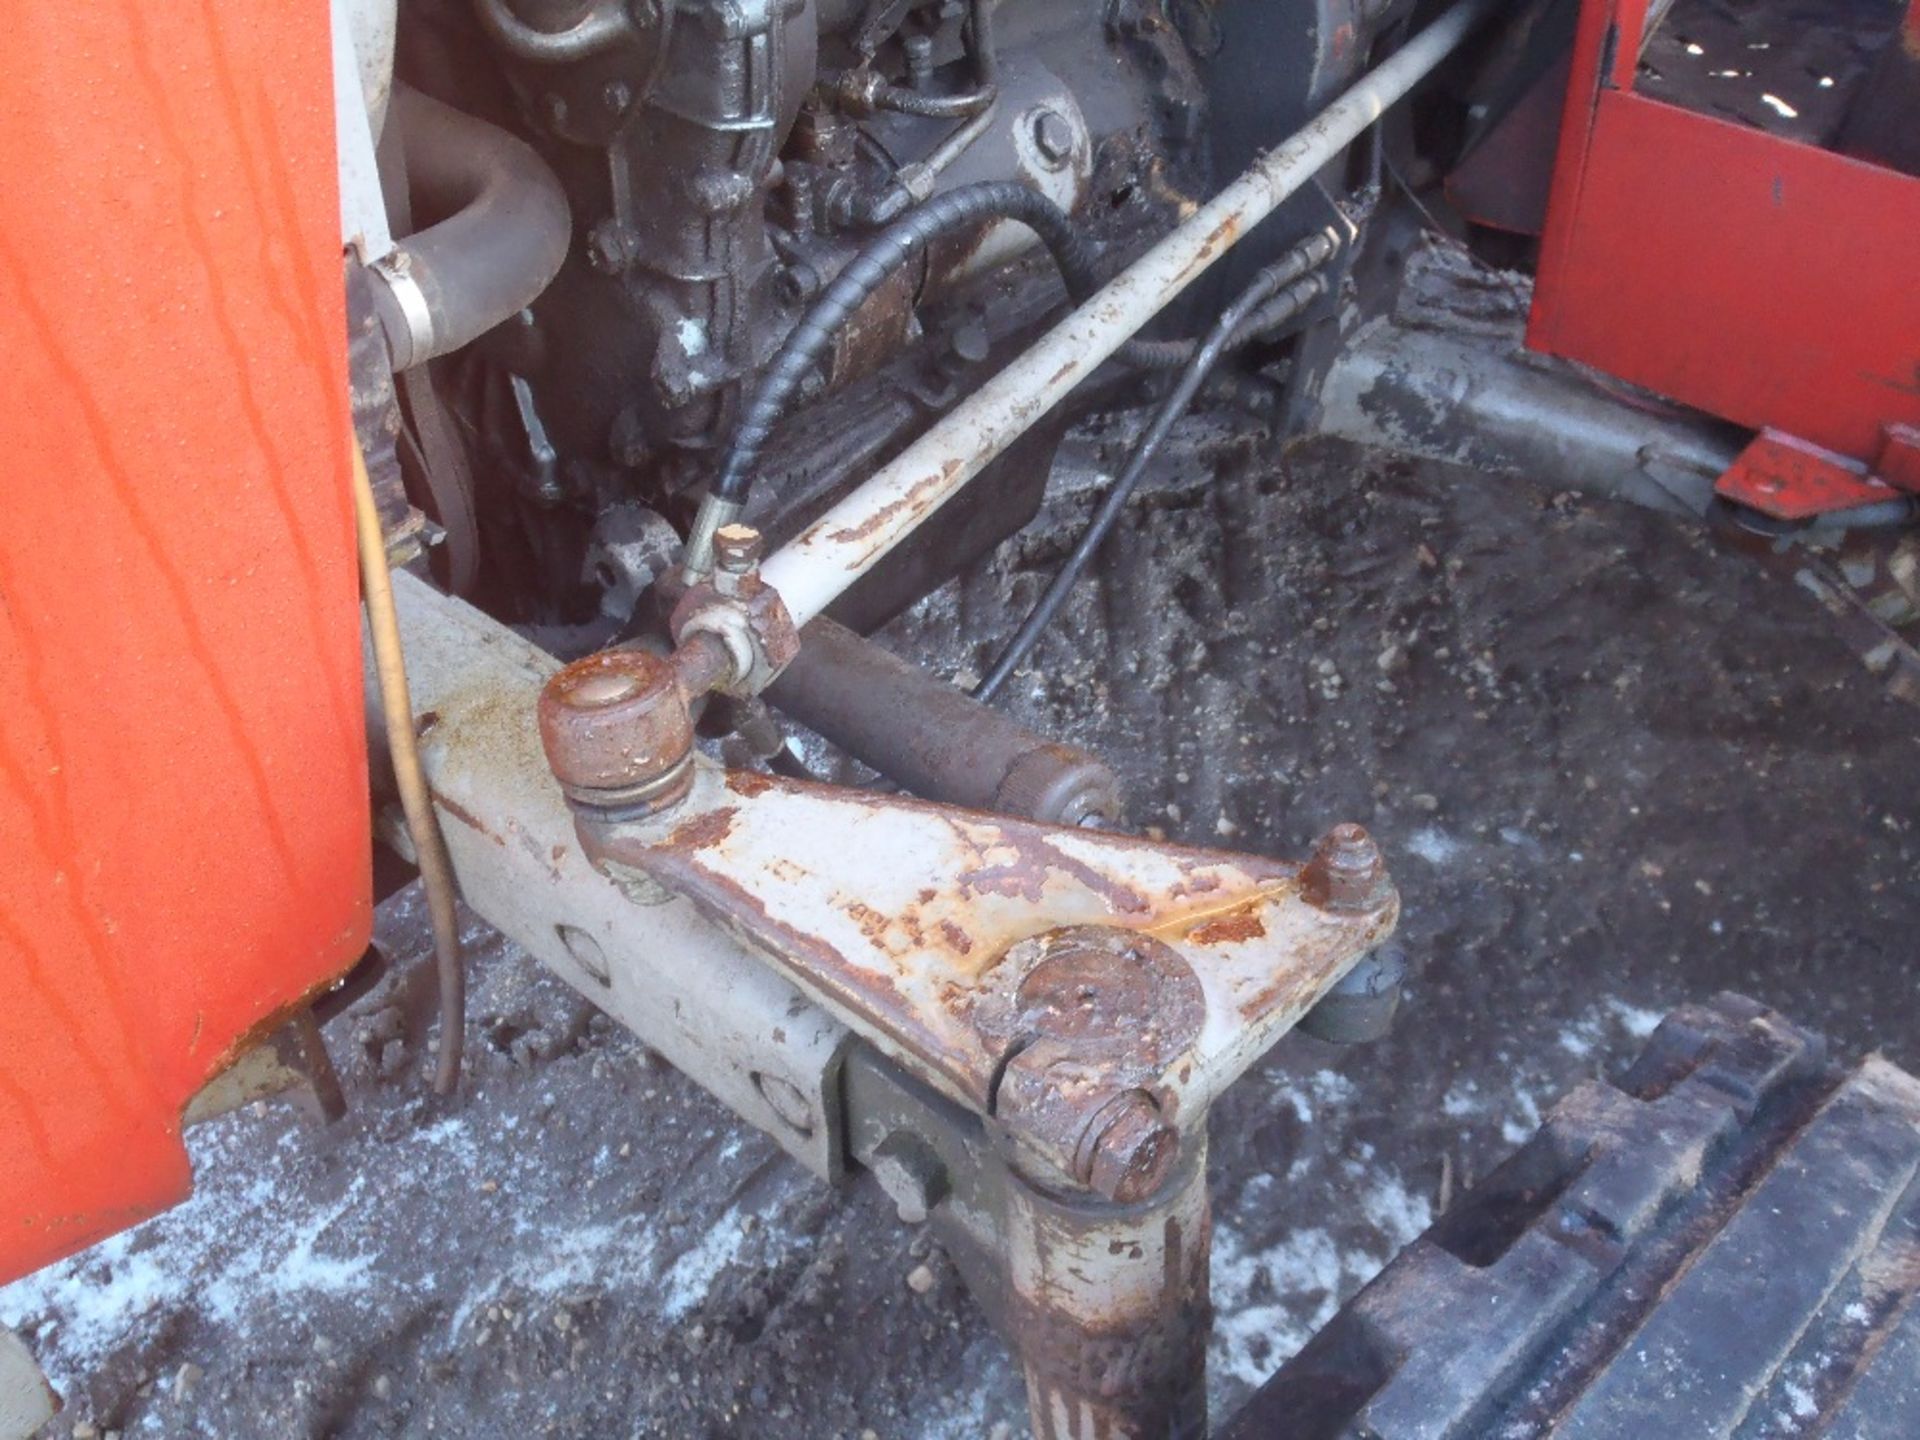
[370,85,572,371]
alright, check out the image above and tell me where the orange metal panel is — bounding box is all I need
[0,5,371,1280]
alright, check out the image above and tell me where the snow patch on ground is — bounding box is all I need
[1606,997,1665,1039]
[910,1346,998,1440]
[1210,1162,1431,1396]
[1210,1222,1348,1390]
[661,1207,754,1323]
[1500,1087,1545,1146]
[1406,827,1463,865]
[1562,996,1671,1062]
[0,1123,384,1395]
[2,1100,788,1398]
[1442,1079,1483,1117]
[1269,1068,1359,1125]
[1357,1172,1433,1246]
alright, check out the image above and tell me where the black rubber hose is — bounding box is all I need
[386,84,572,366]
[711,181,1105,506]
[973,265,1331,703]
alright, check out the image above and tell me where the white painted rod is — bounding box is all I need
[761,0,1497,630]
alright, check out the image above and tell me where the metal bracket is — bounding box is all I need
[559,757,1397,1198]
[390,571,1399,1438]
[1716,426,1920,521]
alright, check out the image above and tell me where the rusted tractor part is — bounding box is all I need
[845,1047,1214,1440]
[391,571,1398,1439]
[181,1008,348,1128]
[533,638,1395,1436]
[1221,995,1920,1440]
[767,614,1123,826]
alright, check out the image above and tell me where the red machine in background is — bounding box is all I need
[1523,0,1920,518]
[0,8,370,1281]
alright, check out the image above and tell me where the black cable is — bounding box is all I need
[973,264,1330,703]
[1120,227,1342,370]
[711,181,1105,507]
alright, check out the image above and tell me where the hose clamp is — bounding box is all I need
[369,250,436,372]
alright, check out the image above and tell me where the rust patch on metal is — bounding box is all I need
[1232,904,1396,1022]
[956,826,1150,915]
[591,828,993,1106]
[435,793,506,847]
[1002,1180,1212,1437]
[938,920,973,956]
[1189,911,1266,946]
[1165,871,1224,902]
[824,458,965,548]
[664,806,739,852]
[726,769,776,798]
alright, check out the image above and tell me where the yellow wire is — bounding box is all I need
[350,443,466,1096]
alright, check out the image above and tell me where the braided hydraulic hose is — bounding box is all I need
[708,181,1105,513]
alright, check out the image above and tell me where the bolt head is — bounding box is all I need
[1085,1093,1178,1204]
[1032,109,1075,166]
[587,221,634,275]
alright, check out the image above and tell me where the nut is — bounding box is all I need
[1083,1092,1179,1204]
[587,220,638,275]
[1299,822,1389,913]
[713,523,764,575]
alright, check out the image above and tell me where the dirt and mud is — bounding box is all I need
[7,420,1918,1439]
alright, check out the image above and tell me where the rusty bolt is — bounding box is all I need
[1300,822,1388,913]
[538,648,695,814]
[1083,1092,1179,1204]
[713,523,764,575]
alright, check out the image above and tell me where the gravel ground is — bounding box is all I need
[6,420,1918,1440]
